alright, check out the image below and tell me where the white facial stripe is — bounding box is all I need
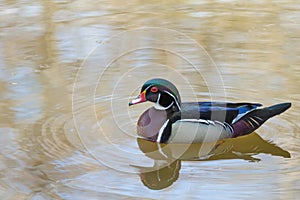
[144,85,181,111]
[154,92,174,110]
[154,93,163,110]
[155,101,174,110]
[163,90,181,111]
[144,85,152,92]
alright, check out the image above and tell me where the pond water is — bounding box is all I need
[0,0,300,199]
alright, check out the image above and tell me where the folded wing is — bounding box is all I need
[181,102,262,123]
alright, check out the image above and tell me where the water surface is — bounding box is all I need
[0,0,300,199]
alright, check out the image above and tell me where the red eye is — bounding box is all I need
[150,86,158,93]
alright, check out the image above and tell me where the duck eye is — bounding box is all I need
[150,86,158,93]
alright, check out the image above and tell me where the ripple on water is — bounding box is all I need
[20,83,295,197]
[20,114,108,182]
[0,127,52,198]
[2,74,295,197]
[2,97,297,198]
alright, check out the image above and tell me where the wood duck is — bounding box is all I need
[129,78,291,143]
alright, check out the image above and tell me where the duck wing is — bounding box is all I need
[181,102,262,124]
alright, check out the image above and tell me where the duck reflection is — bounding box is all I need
[135,133,290,190]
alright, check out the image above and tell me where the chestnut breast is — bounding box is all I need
[137,107,167,141]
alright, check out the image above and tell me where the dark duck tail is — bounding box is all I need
[232,103,291,137]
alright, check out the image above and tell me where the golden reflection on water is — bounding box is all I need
[0,0,300,199]
[136,133,290,190]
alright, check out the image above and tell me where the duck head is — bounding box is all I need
[129,78,181,111]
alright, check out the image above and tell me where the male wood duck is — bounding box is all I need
[129,78,291,143]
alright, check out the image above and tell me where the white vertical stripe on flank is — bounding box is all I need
[156,119,170,143]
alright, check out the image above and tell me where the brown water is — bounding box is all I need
[1,0,300,199]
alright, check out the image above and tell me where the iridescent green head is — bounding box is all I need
[129,78,181,111]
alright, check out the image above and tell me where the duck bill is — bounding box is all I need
[129,90,147,106]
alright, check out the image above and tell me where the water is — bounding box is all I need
[0,0,300,199]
